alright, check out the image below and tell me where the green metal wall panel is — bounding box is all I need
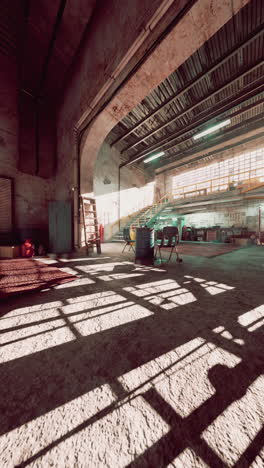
[49,201,72,253]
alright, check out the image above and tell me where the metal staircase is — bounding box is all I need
[111,205,151,242]
[111,197,170,242]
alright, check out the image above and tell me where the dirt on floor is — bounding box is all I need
[0,243,263,467]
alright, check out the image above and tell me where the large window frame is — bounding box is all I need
[172,148,264,199]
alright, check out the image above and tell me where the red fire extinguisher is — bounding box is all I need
[99,224,104,243]
[21,239,35,257]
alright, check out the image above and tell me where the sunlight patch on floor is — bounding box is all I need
[0,310,74,363]
[201,375,264,467]
[250,447,264,468]
[36,258,59,265]
[0,382,115,467]
[119,338,206,395]
[124,279,196,310]
[238,305,264,331]
[184,276,235,295]
[57,267,79,276]
[212,326,245,345]
[66,290,116,304]
[155,343,241,419]
[124,279,180,297]
[0,301,64,318]
[169,447,210,467]
[185,276,205,283]
[55,277,95,288]
[97,272,144,282]
[77,261,133,275]
[58,257,111,262]
[134,266,167,273]
[48,395,168,468]
[72,302,153,336]
[200,281,235,295]
[63,291,126,313]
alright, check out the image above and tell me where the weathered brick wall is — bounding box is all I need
[0,52,54,236]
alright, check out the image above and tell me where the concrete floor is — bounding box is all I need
[0,243,263,467]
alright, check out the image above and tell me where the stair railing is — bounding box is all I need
[141,193,172,227]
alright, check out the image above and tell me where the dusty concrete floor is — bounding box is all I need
[0,243,263,468]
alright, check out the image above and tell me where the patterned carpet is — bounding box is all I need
[0,258,76,298]
[161,242,242,258]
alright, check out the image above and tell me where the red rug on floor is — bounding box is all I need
[161,242,241,258]
[0,258,76,298]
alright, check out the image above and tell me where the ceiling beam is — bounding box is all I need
[156,94,264,161]
[122,59,264,157]
[111,27,264,148]
[156,115,264,171]
[125,79,264,166]
[156,130,264,175]
[147,88,264,155]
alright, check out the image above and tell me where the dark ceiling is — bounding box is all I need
[21,0,97,99]
[0,0,97,100]
[108,0,264,171]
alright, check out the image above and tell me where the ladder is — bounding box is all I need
[81,196,101,254]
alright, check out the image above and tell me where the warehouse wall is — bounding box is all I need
[156,137,264,199]
[56,0,249,199]
[56,0,167,201]
[94,142,146,197]
[93,141,153,232]
[155,137,264,233]
[0,52,54,243]
[182,201,261,231]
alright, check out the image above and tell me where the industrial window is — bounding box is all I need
[172,147,264,199]
[0,177,13,232]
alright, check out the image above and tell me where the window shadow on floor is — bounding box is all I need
[0,256,263,467]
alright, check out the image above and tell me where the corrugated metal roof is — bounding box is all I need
[108,0,264,169]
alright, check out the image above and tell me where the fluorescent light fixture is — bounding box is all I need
[143,151,165,163]
[193,119,231,140]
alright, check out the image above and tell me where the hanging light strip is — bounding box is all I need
[143,151,165,163]
[193,119,231,140]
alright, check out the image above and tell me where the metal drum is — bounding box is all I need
[135,227,154,264]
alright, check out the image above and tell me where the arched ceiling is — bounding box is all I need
[107,0,264,172]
